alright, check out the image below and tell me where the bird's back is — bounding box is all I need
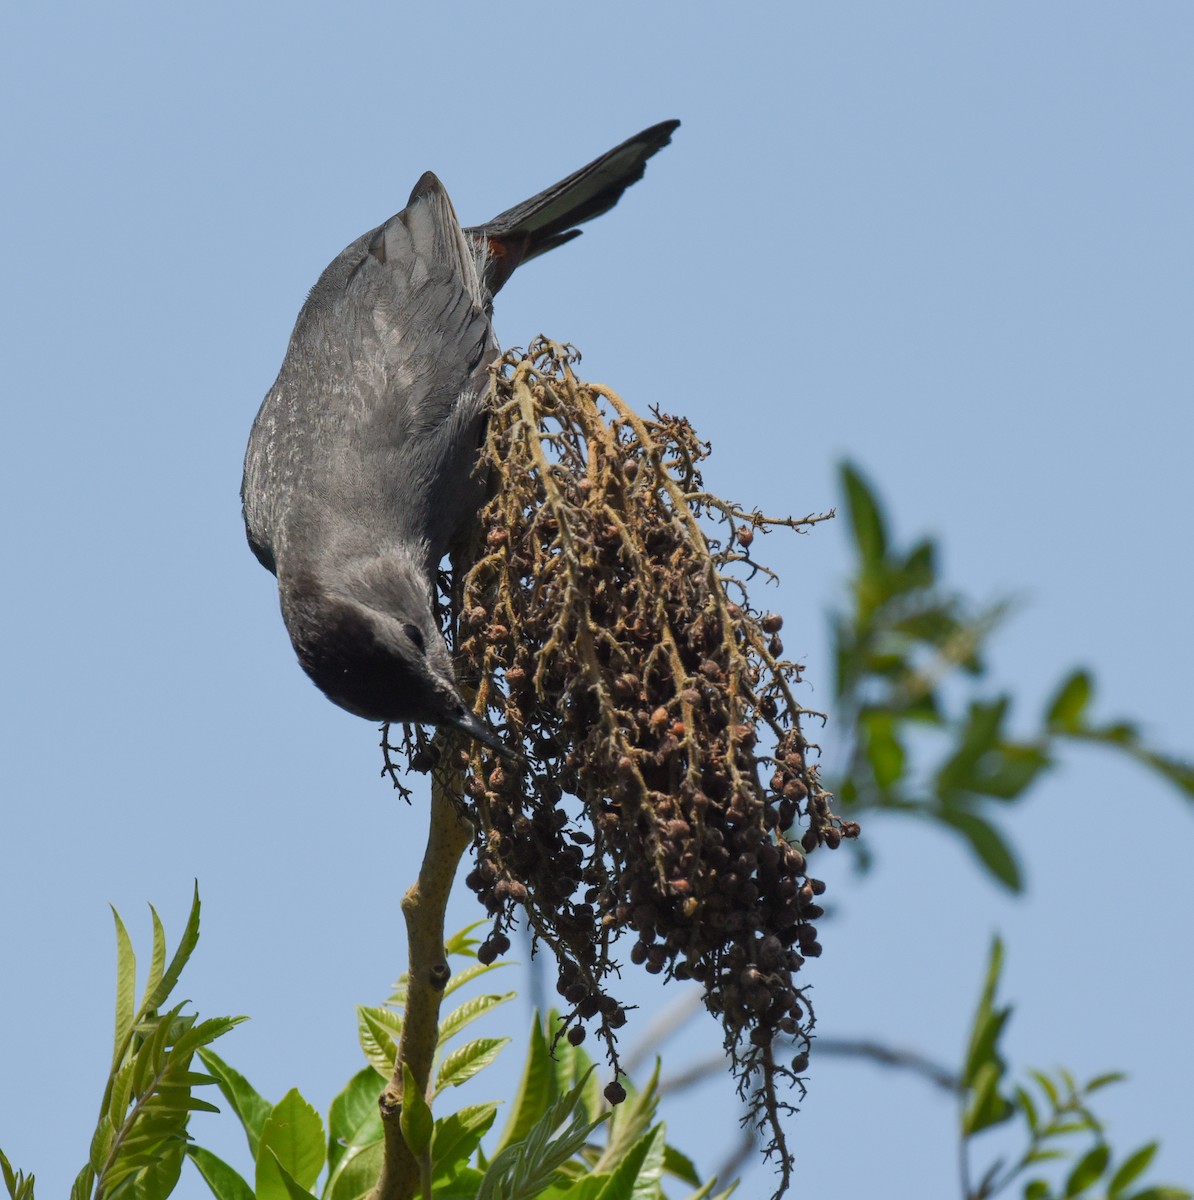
[242,173,497,581]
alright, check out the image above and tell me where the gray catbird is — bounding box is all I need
[243,121,679,749]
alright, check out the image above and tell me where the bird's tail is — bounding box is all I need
[465,119,679,295]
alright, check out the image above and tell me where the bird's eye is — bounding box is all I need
[402,623,425,652]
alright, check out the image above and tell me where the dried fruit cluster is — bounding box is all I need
[420,339,853,1195]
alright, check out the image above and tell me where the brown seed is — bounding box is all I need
[736,526,754,547]
[649,706,669,730]
[604,1081,627,1105]
[762,613,783,633]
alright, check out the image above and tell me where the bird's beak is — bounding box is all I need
[445,703,517,761]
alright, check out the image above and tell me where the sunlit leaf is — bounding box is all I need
[187,1146,255,1200]
[111,907,137,1064]
[1085,1071,1127,1094]
[600,1124,666,1200]
[1108,1143,1158,1196]
[356,1005,403,1078]
[1046,670,1092,733]
[260,1150,319,1200]
[862,712,905,790]
[1065,1143,1110,1196]
[196,1047,272,1158]
[444,959,513,998]
[400,1064,434,1157]
[256,1088,325,1200]
[495,1013,559,1153]
[840,461,888,570]
[327,1067,384,1179]
[938,808,1023,892]
[431,1103,499,1184]
[444,921,490,957]
[437,992,516,1049]
[436,1037,510,1093]
[144,883,202,1015]
[663,1144,702,1187]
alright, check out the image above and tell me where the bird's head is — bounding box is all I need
[277,552,505,753]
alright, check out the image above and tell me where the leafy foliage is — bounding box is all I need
[0,886,243,1200]
[186,924,729,1200]
[959,939,1189,1200]
[830,462,1194,890]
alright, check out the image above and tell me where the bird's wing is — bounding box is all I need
[242,174,496,575]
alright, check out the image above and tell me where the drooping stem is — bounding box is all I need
[370,751,473,1200]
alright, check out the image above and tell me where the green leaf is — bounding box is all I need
[862,712,906,790]
[1030,1070,1060,1109]
[1109,1143,1158,1196]
[196,1047,272,1157]
[1023,1181,1050,1200]
[1023,1149,1067,1165]
[1131,749,1194,798]
[327,1067,383,1179]
[438,992,516,1049]
[186,1146,255,1200]
[596,1124,666,1200]
[1015,1085,1039,1134]
[540,1177,611,1200]
[0,1150,35,1200]
[443,958,513,998]
[937,808,1023,891]
[1085,1071,1127,1093]
[142,904,168,1016]
[663,1144,702,1187]
[683,1176,739,1200]
[356,1005,404,1077]
[399,1064,434,1157]
[121,1142,186,1200]
[144,882,202,1015]
[1046,670,1092,733]
[936,699,1010,795]
[431,1103,499,1183]
[436,1037,510,1093]
[326,1135,384,1200]
[593,1064,661,1175]
[70,1164,93,1200]
[260,1151,320,1200]
[479,1074,608,1200]
[428,1167,486,1199]
[963,1060,1012,1137]
[111,906,137,1063]
[963,937,1007,1082]
[444,921,489,956]
[1126,1189,1194,1200]
[495,1014,561,1153]
[840,461,888,569]
[256,1088,325,1200]
[1065,1144,1110,1196]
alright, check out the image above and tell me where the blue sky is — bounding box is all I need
[1,4,1191,1197]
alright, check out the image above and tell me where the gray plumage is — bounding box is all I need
[242,121,679,745]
